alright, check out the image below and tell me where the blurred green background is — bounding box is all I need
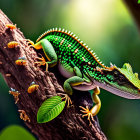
[0,0,140,139]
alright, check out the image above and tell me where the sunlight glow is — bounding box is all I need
[65,0,132,43]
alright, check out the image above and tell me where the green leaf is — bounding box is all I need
[0,125,36,140]
[138,0,140,4]
[37,96,65,123]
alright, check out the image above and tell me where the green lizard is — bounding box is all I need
[30,28,140,122]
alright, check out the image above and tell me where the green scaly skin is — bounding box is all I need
[32,28,140,122]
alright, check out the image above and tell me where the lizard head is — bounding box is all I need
[96,63,140,99]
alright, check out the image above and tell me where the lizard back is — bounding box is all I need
[36,28,108,80]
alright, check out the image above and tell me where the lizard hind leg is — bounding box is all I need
[79,86,101,125]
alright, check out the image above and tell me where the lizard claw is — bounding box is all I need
[34,56,48,71]
[58,93,72,107]
[79,106,94,125]
[26,39,35,48]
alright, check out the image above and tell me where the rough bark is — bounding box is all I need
[0,10,107,140]
[123,0,140,31]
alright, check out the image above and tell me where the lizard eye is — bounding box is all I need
[119,75,125,82]
[113,70,119,76]
[117,74,127,85]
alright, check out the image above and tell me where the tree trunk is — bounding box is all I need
[0,10,107,140]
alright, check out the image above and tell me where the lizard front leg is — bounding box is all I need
[34,39,58,71]
[79,86,101,125]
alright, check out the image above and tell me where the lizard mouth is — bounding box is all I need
[73,81,96,91]
[94,81,140,99]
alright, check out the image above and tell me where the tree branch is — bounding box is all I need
[123,0,140,31]
[0,10,107,140]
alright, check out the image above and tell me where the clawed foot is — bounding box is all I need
[26,39,35,48]
[35,56,48,71]
[58,93,72,107]
[79,106,94,125]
